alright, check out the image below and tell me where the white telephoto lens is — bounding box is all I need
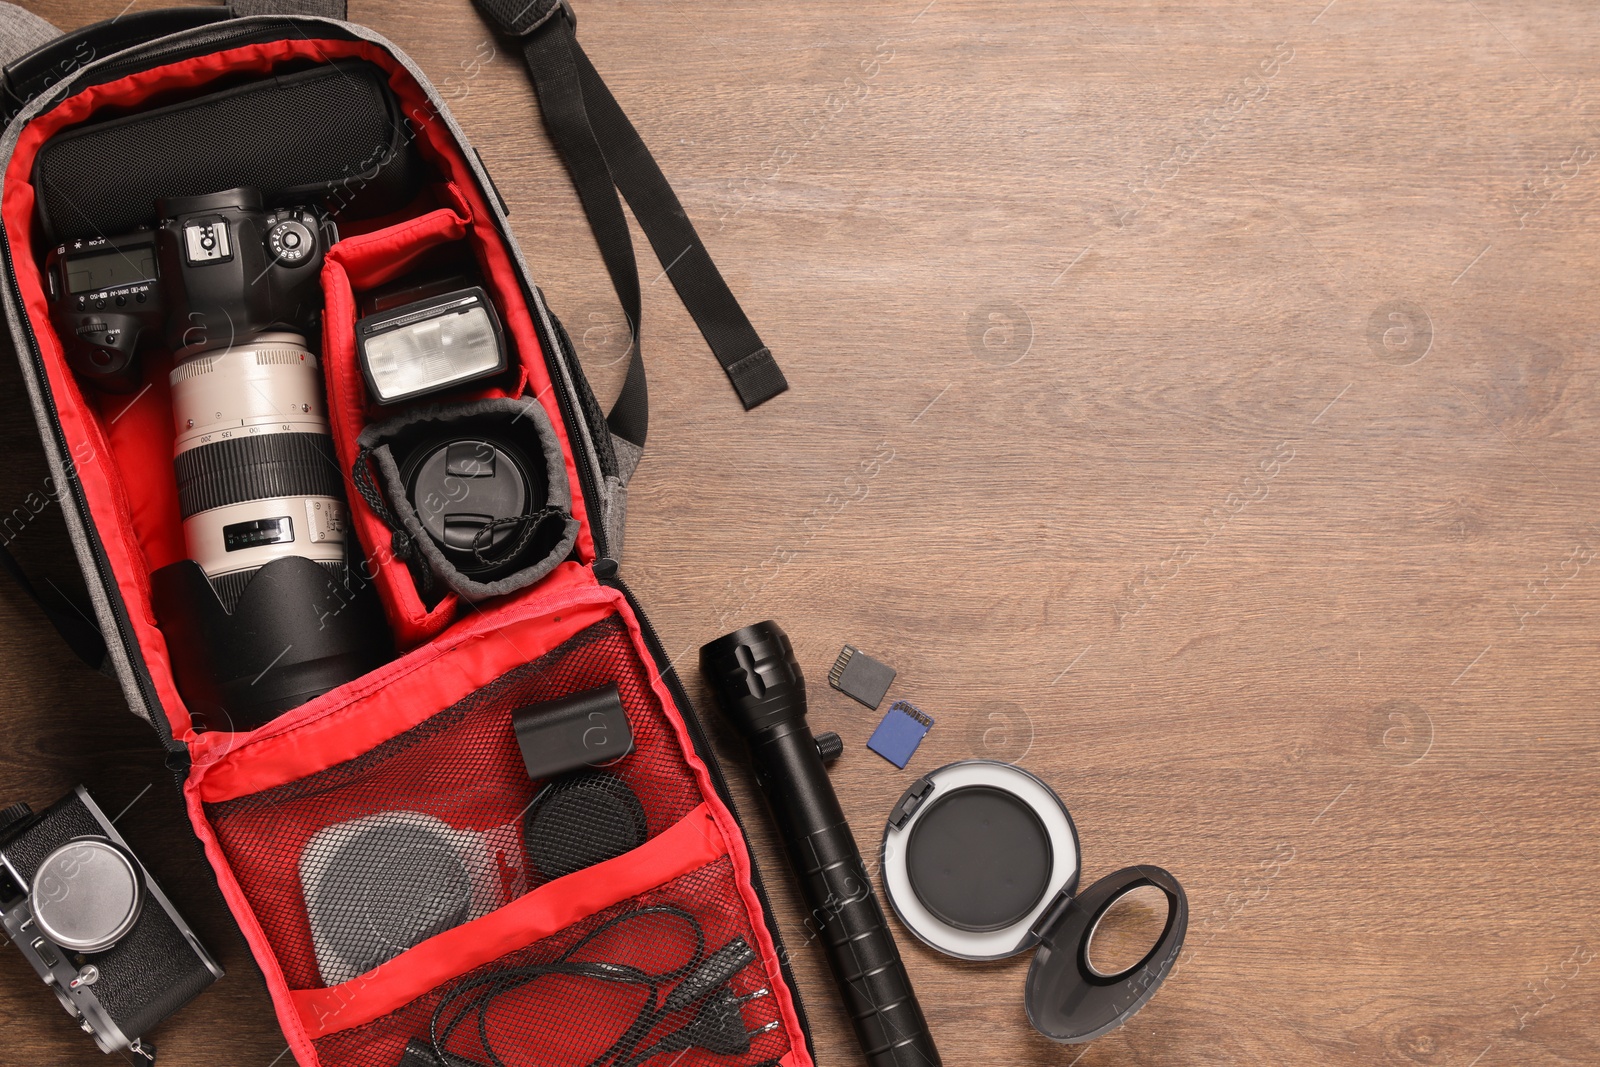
[169,332,347,606]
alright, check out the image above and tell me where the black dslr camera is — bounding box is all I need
[44,186,333,392]
[0,787,223,1063]
[43,187,389,732]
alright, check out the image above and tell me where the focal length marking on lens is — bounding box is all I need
[174,432,342,518]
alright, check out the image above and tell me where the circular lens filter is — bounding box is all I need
[881,760,1079,960]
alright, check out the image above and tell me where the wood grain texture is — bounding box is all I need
[2,1,1598,1065]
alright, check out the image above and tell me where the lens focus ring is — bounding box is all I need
[175,432,342,519]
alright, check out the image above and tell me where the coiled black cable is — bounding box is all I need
[427,905,774,1067]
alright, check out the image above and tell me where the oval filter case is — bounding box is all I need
[880,759,1188,1043]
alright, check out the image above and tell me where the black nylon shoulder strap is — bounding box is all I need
[474,0,787,452]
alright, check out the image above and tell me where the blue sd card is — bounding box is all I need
[867,700,934,769]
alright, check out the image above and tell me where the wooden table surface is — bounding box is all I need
[2,1,1597,1065]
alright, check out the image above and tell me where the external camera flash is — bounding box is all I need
[356,286,508,405]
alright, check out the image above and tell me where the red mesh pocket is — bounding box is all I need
[312,857,791,1067]
[204,616,702,990]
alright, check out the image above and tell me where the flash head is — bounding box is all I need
[357,286,508,405]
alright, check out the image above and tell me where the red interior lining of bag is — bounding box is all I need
[293,804,725,1038]
[0,38,597,741]
[5,40,811,1067]
[310,855,801,1067]
[320,199,471,644]
[204,609,709,994]
[181,587,811,1066]
[318,188,552,647]
[188,592,614,798]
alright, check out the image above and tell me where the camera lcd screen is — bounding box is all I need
[65,247,156,294]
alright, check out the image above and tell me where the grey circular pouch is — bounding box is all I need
[353,397,581,603]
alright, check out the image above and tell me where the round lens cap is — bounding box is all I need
[30,838,143,954]
[881,760,1079,960]
[907,785,1054,932]
[302,812,475,983]
[401,435,547,578]
[524,772,648,882]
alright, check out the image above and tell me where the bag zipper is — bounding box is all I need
[595,560,815,1054]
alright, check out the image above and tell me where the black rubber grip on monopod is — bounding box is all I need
[701,622,942,1067]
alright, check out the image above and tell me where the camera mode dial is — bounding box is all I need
[265,210,319,266]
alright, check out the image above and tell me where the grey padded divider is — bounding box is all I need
[601,433,641,558]
[0,5,56,67]
[357,397,582,603]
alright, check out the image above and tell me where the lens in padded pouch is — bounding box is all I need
[354,398,582,602]
[399,435,547,582]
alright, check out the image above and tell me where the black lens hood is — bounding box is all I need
[151,556,389,732]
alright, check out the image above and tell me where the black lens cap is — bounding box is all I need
[524,772,648,882]
[400,435,547,579]
[883,760,1079,961]
[906,784,1054,932]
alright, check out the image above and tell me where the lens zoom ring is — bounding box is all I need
[176,433,343,518]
